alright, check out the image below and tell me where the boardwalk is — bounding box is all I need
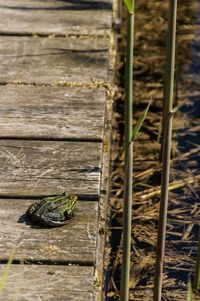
[0,1,116,300]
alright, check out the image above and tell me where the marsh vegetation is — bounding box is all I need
[107,1,200,300]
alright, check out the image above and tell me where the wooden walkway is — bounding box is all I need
[0,1,116,300]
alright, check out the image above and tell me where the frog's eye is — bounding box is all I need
[27,203,37,215]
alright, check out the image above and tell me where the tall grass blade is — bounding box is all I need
[153,1,177,300]
[0,249,15,295]
[120,1,134,301]
[187,280,193,301]
[194,229,200,292]
[123,0,134,13]
[132,99,151,141]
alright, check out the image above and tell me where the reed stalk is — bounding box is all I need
[120,1,134,301]
[187,280,193,301]
[153,1,177,300]
[193,229,200,292]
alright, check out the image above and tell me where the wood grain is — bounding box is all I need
[0,140,102,197]
[0,1,114,300]
[0,36,109,84]
[0,0,112,36]
[0,199,98,263]
[0,85,105,140]
[0,264,94,301]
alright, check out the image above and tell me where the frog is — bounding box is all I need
[26,192,77,227]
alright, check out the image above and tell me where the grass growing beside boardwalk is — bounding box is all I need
[121,1,152,300]
[120,1,134,300]
[187,281,193,301]
[194,230,200,292]
[0,249,15,298]
[107,1,199,300]
[154,1,177,300]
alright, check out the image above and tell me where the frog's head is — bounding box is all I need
[26,203,37,216]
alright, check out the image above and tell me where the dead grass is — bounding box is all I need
[107,1,200,300]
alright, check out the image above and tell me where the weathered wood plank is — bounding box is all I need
[0,264,94,301]
[0,36,109,84]
[0,0,112,36]
[0,140,102,197]
[0,85,105,140]
[0,199,97,263]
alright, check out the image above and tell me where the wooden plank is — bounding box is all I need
[0,85,105,140]
[0,199,97,263]
[0,0,112,36]
[0,36,109,84]
[0,264,94,301]
[0,140,102,197]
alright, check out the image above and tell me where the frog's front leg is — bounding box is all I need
[65,210,74,220]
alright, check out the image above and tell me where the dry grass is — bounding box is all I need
[107,1,200,300]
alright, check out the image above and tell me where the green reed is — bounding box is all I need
[194,229,200,292]
[120,2,152,300]
[153,1,178,300]
[187,280,193,301]
[120,1,134,301]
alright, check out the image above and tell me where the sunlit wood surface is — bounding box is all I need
[0,1,115,300]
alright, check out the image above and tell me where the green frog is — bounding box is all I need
[26,192,77,227]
